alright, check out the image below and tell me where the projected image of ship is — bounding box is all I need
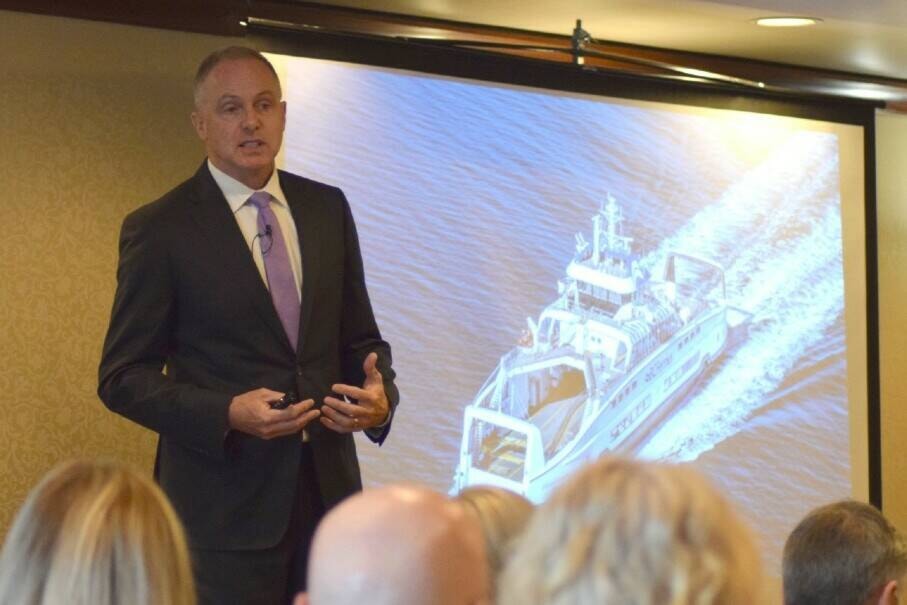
[451,194,750,502]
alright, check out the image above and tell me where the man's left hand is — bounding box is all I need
[321,352,390,433]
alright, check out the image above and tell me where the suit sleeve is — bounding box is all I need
[98,209,232,460]
[337,193,399,445]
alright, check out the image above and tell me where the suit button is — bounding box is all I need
[296,370,304,377]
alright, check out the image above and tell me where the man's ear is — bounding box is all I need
[190,111,206,141]
[293,592,309,605]
[878,579,898,605]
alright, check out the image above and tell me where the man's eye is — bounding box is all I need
[257,101,272,111]
[221,105,239,114]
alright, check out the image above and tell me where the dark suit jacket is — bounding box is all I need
[98,162,398,551]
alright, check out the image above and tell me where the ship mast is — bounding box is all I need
[593,194,633,277]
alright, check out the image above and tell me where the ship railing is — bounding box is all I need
[472,348,521,413]
[485,346,584,418]
[557,295,624,330]
[505,344,580,368]
[495,349,527,417]
[473,374,500,411]
[457,406,545,494]
[572,257,633,280]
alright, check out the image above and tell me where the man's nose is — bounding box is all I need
[241,109,261,130]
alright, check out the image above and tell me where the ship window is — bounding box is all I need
[473,421,527,481]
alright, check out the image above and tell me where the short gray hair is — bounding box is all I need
[193,46,280,106]
[783,500,907,605]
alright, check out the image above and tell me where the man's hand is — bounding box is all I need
[321,352,390,433]
[228,388,320,440]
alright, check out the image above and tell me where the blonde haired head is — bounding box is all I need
[0,459,195,605]
[455,486,535,588]
[498,457,761,605]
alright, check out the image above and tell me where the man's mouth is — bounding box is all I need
[239,140,265,149]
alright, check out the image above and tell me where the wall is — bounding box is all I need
[0,9,237,533]
[877,110,907,533]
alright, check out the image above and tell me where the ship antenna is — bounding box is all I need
[599,193,634,267]
[603,193,621,250]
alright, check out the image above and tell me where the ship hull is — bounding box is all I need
[523,306,727,501]
[454,305,730,503]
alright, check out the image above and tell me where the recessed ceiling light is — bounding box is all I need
[754,16,822,27]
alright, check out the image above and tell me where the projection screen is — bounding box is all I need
[266,51,870,580]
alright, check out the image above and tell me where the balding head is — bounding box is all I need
[302,485,490,605]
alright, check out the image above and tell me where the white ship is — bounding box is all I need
[451,195,750,502]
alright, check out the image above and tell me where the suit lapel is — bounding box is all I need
[186,163,295,355]
[280,171,319,359]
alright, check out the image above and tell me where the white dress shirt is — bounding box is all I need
[208,160,303,299]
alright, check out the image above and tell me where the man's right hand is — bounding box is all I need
[227,388,320,440]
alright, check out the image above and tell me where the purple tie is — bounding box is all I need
[248,192,300,351]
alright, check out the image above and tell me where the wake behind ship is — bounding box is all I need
[451,195,749,502]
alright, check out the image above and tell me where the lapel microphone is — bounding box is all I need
[251,224,274,253]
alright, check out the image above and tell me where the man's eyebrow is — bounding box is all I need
[215,90,279,104]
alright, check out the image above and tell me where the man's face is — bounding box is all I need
[191,58,286,189]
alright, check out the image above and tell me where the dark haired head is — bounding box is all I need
[783,500,907,605]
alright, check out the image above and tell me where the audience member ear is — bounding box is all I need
[878,580,898,605]
[293,592,309,605]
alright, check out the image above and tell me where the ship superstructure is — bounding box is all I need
[451,195,746,502]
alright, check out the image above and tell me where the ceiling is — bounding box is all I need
[307,0,907,82]
[4,0,906,104]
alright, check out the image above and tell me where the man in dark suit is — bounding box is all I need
[98,46,398,604]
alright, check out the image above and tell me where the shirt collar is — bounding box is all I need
[207,160,289,213]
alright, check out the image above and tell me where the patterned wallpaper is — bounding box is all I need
[0,10,238,536]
